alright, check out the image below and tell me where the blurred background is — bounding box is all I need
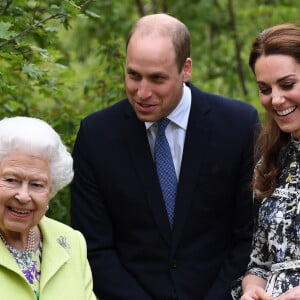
[0,0,299,224]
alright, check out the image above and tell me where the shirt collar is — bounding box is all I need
[145,83,191,130]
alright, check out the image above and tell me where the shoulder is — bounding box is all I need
[83,99,133,124]
[40,217,85,244]
[41,216,73,231]
[77,99,137,138]
[188,82,256,112]
[187,82,259,126]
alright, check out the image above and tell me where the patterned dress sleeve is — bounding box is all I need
[231,198,271,299]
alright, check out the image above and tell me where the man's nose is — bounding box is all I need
[137,80,152,99]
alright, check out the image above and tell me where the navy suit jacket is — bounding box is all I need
[71,83,260,299]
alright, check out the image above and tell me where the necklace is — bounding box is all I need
[0,228,36,252]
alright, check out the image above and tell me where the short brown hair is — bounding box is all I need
[126,13,190,72]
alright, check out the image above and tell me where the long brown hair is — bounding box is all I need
[249,24,300,199]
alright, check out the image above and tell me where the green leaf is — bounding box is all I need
[61,0,81,15]
[0,22,16,40]
[50,4,61,14]
[2,100,26,113]
[30,46,50,60]
[22,63,45,79]
[84,10,101,19]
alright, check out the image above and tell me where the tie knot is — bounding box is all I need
[157,118,170,133]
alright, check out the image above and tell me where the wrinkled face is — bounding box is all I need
[125,33,192,122]
[0,153,50,236]
[254,54,300,138]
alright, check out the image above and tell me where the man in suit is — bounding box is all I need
[70,13,260,299]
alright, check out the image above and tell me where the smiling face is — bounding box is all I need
[125,32,192,122]
[254,54,300,138]
[0,153,50,238]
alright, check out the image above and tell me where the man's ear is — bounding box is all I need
[182,58,192,82]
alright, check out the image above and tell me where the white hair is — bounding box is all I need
[0,116,73,198]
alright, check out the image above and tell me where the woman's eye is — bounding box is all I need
[4,178,17,183]
[259,87,271,95]
[282,82,295,90]
[2,177,18,187]
[31,182,45,189]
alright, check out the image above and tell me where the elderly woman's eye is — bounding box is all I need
[32,182,45,188]
[1,177,18,187]
[4,177,16,183]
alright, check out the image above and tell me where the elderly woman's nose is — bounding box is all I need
[15,184,31,203]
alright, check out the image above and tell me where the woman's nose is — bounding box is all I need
[272,90,285,106]
[15,184,31,203]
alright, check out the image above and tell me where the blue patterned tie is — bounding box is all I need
[154,118,177,227]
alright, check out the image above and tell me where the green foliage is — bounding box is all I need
[1,0,300,224]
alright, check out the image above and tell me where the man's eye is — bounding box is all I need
[128,71,140,80]
[150,75,166,83]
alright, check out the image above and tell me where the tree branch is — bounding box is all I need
[135,0,145,16]
[0,0,13,16]
[0,13,67,48]
[227,0,248,96]
[80,0,94,9]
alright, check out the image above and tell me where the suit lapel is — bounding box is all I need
[123,88,212,249]
[171,89,212,253]
[124,108,172,245]
[0,219,70,293]
[39,218,70,292]
[0,241,25,278]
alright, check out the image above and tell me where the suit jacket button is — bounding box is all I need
[171,261,177,269]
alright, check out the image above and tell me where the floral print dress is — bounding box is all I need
[232,138,300,298]
[6,242,42,300]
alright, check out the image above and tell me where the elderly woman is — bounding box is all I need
[0,116,96,299]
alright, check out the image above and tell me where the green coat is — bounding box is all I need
[0,216,97,300]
